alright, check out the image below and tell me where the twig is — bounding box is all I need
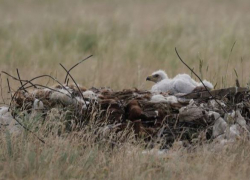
[6,78,12,100]
[2,71,37,89]
[60,63,89,110]
[225,41,236,83]
[25,84,72,97]
[66,78,69,86]
[16,69,28,93]
[64,55,93,83]
[2,72,72,96]
[241,57,244,86]
[2,71,83,144]
[12,114,45,144]
[4,76,45,144]
[2,72,73,113]
[45,72,53,87]
[9,83,71,110]
[0,74,5,104]
[175,47,227,114]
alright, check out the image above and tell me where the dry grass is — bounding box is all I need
[1,0,250,90]
[1,0,250,179]
[1,129,250,180]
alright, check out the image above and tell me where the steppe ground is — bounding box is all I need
[1,0,250,179]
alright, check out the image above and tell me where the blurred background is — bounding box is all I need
[0,0,250,92]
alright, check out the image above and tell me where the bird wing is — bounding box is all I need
[151,79,173,93]
[174,74,199,86]
[151,77,196,94]
[173,79,196,94]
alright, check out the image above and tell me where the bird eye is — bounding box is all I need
[155,74,159,78]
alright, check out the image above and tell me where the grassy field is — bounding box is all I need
[1,0,250,179]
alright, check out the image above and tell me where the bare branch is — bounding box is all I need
[16,69,28,93]
[175,47,227,114]
[64,55,93,83]
[60,63,89,110]
[0,74,5,104]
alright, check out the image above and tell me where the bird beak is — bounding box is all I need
[146,76,152,81]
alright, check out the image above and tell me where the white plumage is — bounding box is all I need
[150,94,178,104]
[146,70,213,94]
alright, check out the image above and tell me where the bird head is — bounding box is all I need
[146,70,168,83]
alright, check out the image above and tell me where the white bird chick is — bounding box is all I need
[146,70,213,94]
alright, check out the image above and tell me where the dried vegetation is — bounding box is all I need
[1,0,250,179]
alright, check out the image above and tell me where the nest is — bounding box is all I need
[3,81,249,148]
[1,55,250,148]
